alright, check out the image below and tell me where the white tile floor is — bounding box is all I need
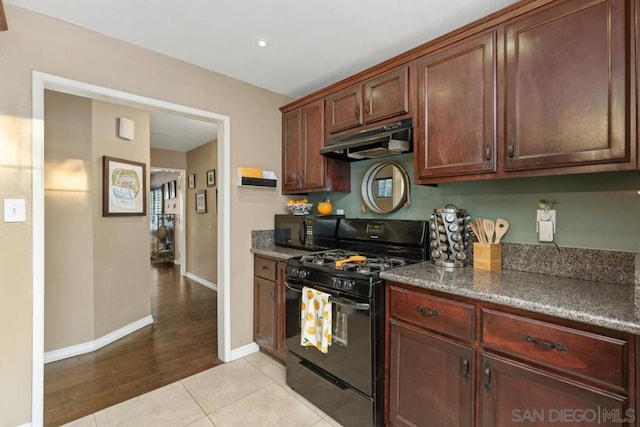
[62,352,342,427]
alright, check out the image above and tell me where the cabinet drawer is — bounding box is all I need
[389,286,475,341]
[255,256,277,281]
[481,309,627,391]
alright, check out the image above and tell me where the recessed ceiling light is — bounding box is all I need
[256,39,269,48]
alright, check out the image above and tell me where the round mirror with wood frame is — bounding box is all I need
[361,161,411,214]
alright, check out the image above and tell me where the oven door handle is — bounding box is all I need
[285,282,303,293]
[285,283,370,311]
[330,297,370,311]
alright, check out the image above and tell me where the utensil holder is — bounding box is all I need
[473,243,502,271]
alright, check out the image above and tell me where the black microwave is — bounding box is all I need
[274,214,343,250]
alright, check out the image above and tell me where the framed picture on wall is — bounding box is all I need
[102,156,147,216]
[163,182,170,200]
[188,174,196,189]
[195,189,207,213]
[169,180,176,199]
[207,169,216,187]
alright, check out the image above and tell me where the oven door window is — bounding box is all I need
[332,305,348,346]
[286,281,373,395]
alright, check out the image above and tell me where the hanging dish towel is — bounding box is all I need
[300,286,332,353]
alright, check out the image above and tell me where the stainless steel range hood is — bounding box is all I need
[320,118,413,161]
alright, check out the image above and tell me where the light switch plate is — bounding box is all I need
[4,198,26,222]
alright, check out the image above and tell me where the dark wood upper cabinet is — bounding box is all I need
[282,0,637,185]
[504,0,629,171]
[300,101,325,189]
[282,108,302,192]
[325,65,410,135]
[364,66,410,124]
[0,0,7,31]
[282,100,350,195]
[325,84,364,134]
[415,31,497,182]
[283,101,326,192]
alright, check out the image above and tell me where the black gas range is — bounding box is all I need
[286,218,427,291]
[287,250,410,298]
[284,218,428,427]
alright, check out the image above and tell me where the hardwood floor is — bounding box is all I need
[44,263,221,426]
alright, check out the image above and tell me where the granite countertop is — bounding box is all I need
[250,242,640,334]
[381,262,640,335]
[250,245,312,261]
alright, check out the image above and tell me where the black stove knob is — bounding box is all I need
[291,268,299,277]
[298,269,309,279]
[336,277,350,289]
[345,280,355,291]
[332,277,341,288]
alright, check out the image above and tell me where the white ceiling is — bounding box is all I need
[149,111,217,152]
[8,0,518,149]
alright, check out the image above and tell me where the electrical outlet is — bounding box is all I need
[536,209,556,242]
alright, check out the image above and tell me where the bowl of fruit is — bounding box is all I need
[285,199,313,215]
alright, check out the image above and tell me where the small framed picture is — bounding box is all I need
[207,169,216,187]
[188,174,196,189]
[169,180,176,199]
[163,182,170,200]
[102,156,147,216]
[195,189,207,213]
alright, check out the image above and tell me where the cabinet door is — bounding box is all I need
[364,65,409,124]
[481,353,628,426]
[254,277,276,351]
[282,109,302,192]
[389,320,474,427]
[325,84,364,134]
[275,261,287,362]
[300,100,326,190]
[504,0,628,171]
[415,31,497,181]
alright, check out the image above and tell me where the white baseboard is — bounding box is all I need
[229,342,260,361]
[44,315,154,364]
[185,272,217,291]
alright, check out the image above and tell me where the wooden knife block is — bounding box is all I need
[473,243,502,271]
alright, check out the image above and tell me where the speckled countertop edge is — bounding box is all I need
[250,246,312,261]
[381,262,640,335]
[251,244,640,334]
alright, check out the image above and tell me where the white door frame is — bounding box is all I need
[31,71,232,426]
[149,168,187,275]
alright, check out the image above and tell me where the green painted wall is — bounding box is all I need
[307,154,640,252]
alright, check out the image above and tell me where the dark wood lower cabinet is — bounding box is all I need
[481,353,628,426]
[385,281,636,426]
[275,261,287,361]
[389,320,474,427]
[254,276,276,350]
[254,256,286,363]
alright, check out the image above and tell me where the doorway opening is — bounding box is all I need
[32,71,232,426]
